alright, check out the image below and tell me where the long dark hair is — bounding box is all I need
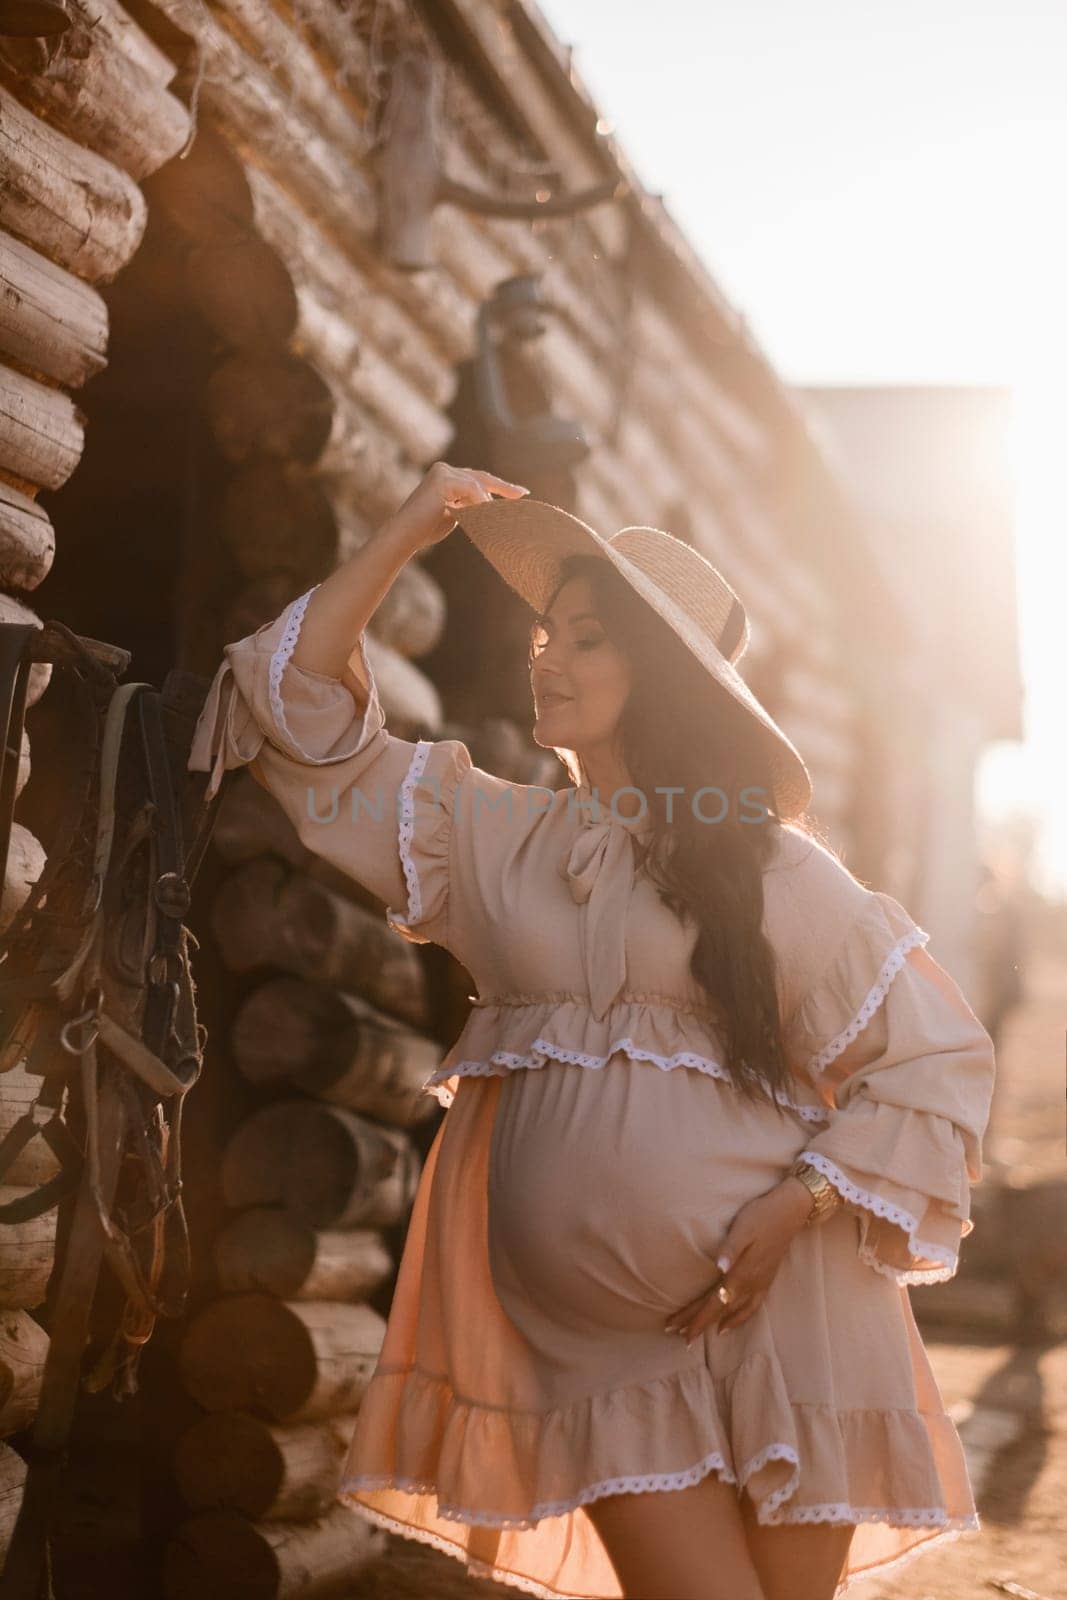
[534,552,822,1117]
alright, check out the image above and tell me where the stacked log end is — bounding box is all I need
[170,833,442,1580]
[163,1502,385,1599]
[168,1023,427,1584]
[144,82,455,1593]
[0,3,193,1568]
[0,1309,49,1570]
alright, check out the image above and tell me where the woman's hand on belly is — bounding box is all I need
[664,1177,815,1344]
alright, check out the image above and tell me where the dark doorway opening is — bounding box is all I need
[19,198,232,1598]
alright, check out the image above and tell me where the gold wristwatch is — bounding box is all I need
[787,1156,842,1225]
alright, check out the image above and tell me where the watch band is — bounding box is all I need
[787,1156,842,1225]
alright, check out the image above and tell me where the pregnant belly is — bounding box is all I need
[485,1056,807,1339]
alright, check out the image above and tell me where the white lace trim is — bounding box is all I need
[336,1496,582,1599]
[338,1457,979,1600]
[738,1442,800,1514]
[806,926,930,1077]
[856,1239,960,1287]
[763,1502,979,1529]
[340,1446,737,1532]
[424,1040,831,1124]
[384,739,434,932]
[797,1151,961,1284]
[832,1516,979,1597]
[266,585,318,757]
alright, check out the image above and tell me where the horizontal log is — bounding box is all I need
[0,361,84,491]
[634,297,771,470]
[219,508,445,661]
[184,232,298,350]
[315,432,421,532]
[0,87,147,282]
[243,160,468,392]
[154,2,471,364]
[151,2,372,238]
[573,473,626,547]
[437,0,626,253]
[213,1207,392,1303]
[0,1438,27,1546]
[232,978,440,1128]
[0,1307,49,1437]
[217,0,500,379]
[362,631,442,733]
[613,363,790,598]
[332,511,446,660]
[0,1064,61,1188]
[228,0,619,368]
[1,824,45,936]
[0,595,50,705]
[288,278,453,466]
[162,1501,383,1598]
[208,768,397,918]
[173,1408,358,1521]
[626,332,772,511]
[279,1105,420,1231]
[0,1188,55,1310]
[204,350,332,465]
[209,767,326,872]
[0,480,53,590]
[79,0,179,88]
[221,1102,309,1212]
[592,412,796,638]
[244,163,455,410]
[156,0,629,457]
[177,1293,386,1422]
[593,412,689,527]
[205,349,420,529]
[219,462,338,584]
[577,437,796,651]
[143,120,255,242]
[0,230,108,388]
[0,0,190,182]
[210,859,430,1029]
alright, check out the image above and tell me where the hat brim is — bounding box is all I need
[453,497,813,820]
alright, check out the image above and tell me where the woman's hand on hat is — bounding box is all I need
[389,461,529,552]
[663,1181,814,1344]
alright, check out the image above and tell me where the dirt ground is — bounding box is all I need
[350,915,1067,1600]
[869,922,1067,1600]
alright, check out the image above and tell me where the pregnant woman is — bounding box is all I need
[188,461,996,1600]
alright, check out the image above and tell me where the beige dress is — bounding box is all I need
[188,588,997,1600]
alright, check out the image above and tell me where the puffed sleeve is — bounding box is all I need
[771,834,996,1286]
[187,585,472,951]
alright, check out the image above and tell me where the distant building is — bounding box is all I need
[799,385,1023,993]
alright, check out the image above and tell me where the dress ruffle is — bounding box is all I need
[785,888,995,1285]
[187,585,475,949]
[387,736,470,946]
[338,1077,980,1600]
[786,889,931,1080]
[422,993,833,1125]
[340,1349,974,1536]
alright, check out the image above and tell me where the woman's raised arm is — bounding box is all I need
[289,461,527,682]
[187,463,527,950]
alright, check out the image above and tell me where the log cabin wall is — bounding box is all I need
[0,0,900,1590]
[0,0,194,1578]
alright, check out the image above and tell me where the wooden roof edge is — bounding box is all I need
[422,0,854,492]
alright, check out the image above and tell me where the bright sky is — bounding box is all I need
[538,0,1067,899]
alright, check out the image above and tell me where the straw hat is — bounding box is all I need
[453,496,813,821]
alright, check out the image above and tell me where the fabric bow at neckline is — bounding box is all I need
[557,785,653,1021]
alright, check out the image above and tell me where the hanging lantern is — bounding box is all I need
[0,0,71,37]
